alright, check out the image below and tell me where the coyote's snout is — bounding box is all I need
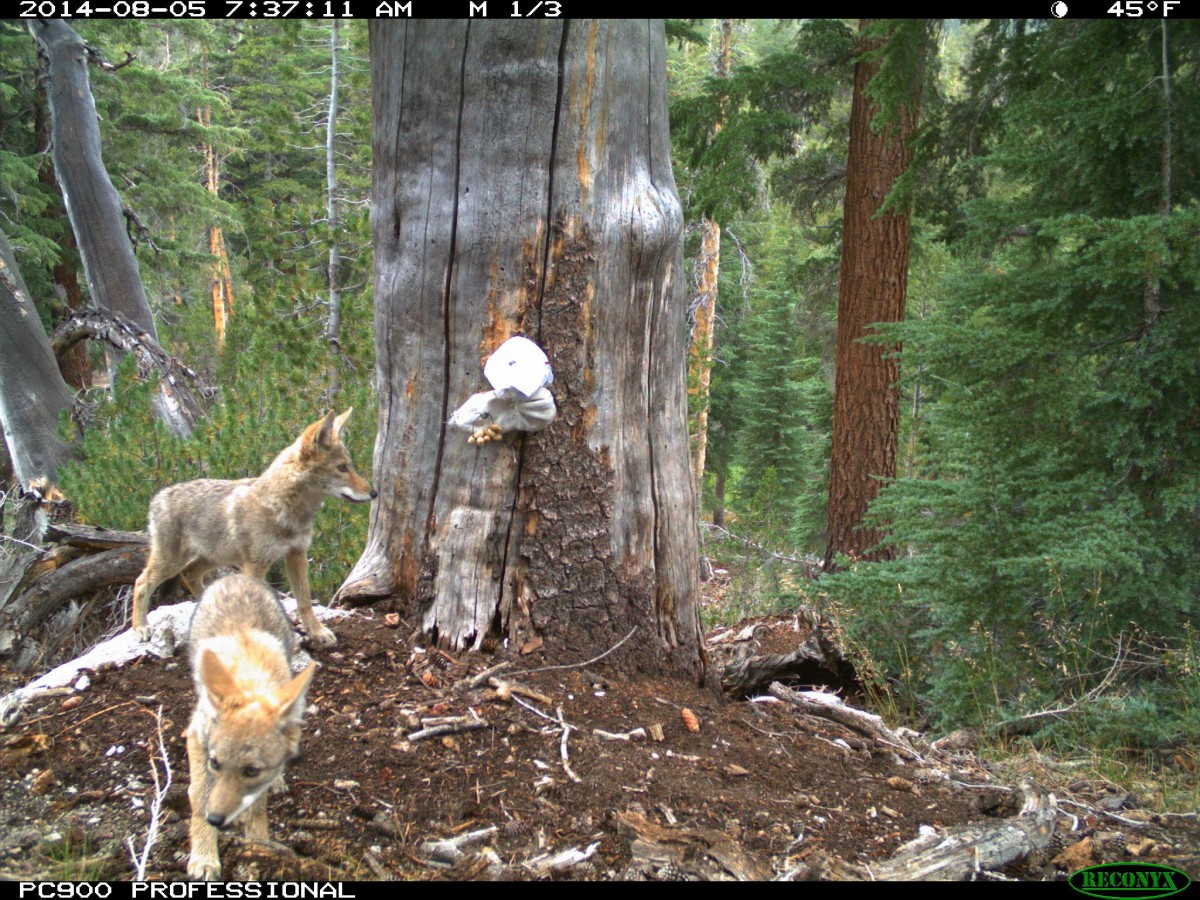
[131,408,375,647]
[186,575,315,880]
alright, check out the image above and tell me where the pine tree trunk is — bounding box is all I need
[823,20,920,570]
[342,20,705,682]
[688,20,734,495]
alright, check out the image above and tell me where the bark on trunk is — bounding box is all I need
[0,229,77,487]
[823,20,920,570]
[31,20,158,341]
[343,21,704,682]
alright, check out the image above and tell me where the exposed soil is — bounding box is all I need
[0,600,1197,882]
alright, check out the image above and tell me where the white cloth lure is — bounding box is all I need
[449,336,557,444]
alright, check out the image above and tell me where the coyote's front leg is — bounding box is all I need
[285,549,336,647]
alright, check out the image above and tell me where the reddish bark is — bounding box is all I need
[823,21,921,570]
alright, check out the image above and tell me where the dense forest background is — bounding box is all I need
[2,18,1197,784]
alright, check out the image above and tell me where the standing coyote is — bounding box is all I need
[131,408,376,646]
[186,574,315,881]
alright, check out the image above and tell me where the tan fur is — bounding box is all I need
[131,409,375,647]
[186,575,315,881]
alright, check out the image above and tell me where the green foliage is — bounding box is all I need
[671,20,854,224]
[670,21,844,556]
[689,201,838,557]
[826,21,1200,748]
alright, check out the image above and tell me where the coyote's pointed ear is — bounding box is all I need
[301,411,338,456]
[199,649,238,709]
[332,408,353,443]
[276,662,315,725]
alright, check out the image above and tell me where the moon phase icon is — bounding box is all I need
[1051,1,1068,15]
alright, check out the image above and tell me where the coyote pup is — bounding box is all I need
[131,409,375,646]
[186,574,315,881]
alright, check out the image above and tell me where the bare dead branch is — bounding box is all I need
[520,626,638,676]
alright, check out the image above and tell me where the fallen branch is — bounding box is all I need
[557,706,581,784]
[419,825,498,866]
[509,695,581,784]
[407,710,488,743]
[519,626,637,676]
[452,662,510,693]
[15,545,147,639]
[768,682,922,761]
[0,599,350,728]
[700,523,822,573]
[1059,798,1153,829]
[524,842,600,876]
[126,705,171,880]
[991,634,1131,738]
[42,523,149,552]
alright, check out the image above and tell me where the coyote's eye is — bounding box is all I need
[337,464,349,473]
[242,766,261,779]
[208,756,220,772]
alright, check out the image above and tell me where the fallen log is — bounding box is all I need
[0,598,351,728]
[708,610,859,697]
[0,523,150,671]
[17,544,147,637]
[814,783,1057,881]
[43,522,149,552]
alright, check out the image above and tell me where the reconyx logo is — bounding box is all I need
[1069,863,1192,900]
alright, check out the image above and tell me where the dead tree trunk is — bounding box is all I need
[198,98,235,353]
[342,21,705,682]
[688,19,734,494]
[0,229,77,488]
[30,20,158,341]
[35,98,92,391]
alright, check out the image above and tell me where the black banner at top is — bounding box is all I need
[12,2,1197,19]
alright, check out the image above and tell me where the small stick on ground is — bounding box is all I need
[519,626,638,676]
[593,727,647,742]
[557,705,581,784]
[453,662,510,692]
[407,710,488,743]
[125,705,172,881]
[488,677,553,705]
